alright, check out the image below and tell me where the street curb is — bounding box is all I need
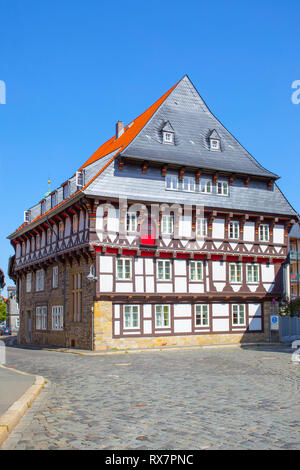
[43,341,283,356]
[0,365,45,447]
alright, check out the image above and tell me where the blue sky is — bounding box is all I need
[1,0,300,292]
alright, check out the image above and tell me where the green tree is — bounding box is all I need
[0,297,7,323]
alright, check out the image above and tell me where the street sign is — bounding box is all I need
[270,315,279,331]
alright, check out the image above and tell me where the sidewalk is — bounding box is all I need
[0,367,35,415]
[0,366,45,446]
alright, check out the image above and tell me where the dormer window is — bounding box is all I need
[162,121,174,145]
[63,182,70,200]
[210,139,220,150]
[208,129,221,151]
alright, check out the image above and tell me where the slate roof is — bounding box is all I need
[121,75,278,179]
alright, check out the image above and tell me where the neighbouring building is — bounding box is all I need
[6,286,19,331]
[8,75,298,350]
[284,222,300,300]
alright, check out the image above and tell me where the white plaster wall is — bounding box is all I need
[65,217,71,236]
[174,304,192,317]
[157,283,173,293]
[114,305,120,319]
[145,259,154,275]
[175,277,187,293]
[212,318,230,332]
[145,277,154,292]
[174,318,192,333]
[212,304,229,317]
[96,205,104,232]
[100,255,113,273]
[116,282,133,293]
[273,225,284,244]
[189,284,204,293]
[248,303,262,316]
[174,259,187,276]
[248,317,262,330]
[143,305,152,318]
[261,264,275,282]
[178,216,192,238]
[212,261,226,281]
[107,208,120,232]
[79,210,85,230]
[212,218,224,239]
[135,276,144,292]
[143,320,152,334]
[100,274,113,292]
[114,320,120,335]
[135,258,144,275]
[243,221,255,241]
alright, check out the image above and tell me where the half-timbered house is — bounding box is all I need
[8,75,298,350]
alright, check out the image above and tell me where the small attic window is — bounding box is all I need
[162,121,175,145]
[163,132,173,144]
[210,139,220,150]
[208,129,221,151]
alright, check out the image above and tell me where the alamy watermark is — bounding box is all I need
[0,80,6,104]
[291,80,300,104]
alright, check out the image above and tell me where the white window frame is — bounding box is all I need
[52,266,59,288]
[232,304,246,326]
[126,212,138,232]
[246,264,259,283]
[229,221,240,240]
[116,258,132,280]
[161,214,174,235]
[26,272,32,293]
[189,261,203,281]
[196,218,207,238]
[217,181,228,196]
[195,304,209,327]
[259,224,269,242]
[76,170,85,188]
[157,260,172,281]
[229,263,242,283]
[123,305,140,329]
[36,306,47,330]
[210,139,220,150]
[52,306,64,330]
[201,180,212,193]
[165,175,178,191]
[163,132,174,144]
[155,305,170,328]
[182,177,195,192]
[35,269,45,292]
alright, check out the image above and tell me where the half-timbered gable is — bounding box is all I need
[8,75,298,350]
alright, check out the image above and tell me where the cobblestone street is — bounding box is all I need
[1,345,300,450]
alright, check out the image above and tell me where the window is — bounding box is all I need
[52,266,58,288]
[52,306,64,330]
[59,221,64,240]
[155,305,170,328]
[190,261,203,281]
[201,181,212,193]
[26,273,32,293]
[36,234,40,250]
[163,132,173,144]
[36,269,45,291]
[259,224,269,242]
[210,139,220,150]
[247,264,259,283]
[72,273,82,322]
[217,182,228,196]
[63,183,70,200]
[36,306,47,330]
[116,258,132,280]
[161,215,174,235]
[126,212,138,232]
[195,304,209,326]
[73,214,78,233]
[76,170,85,188]
[24,210,31,223]
[229,221,240,240]
[124,305,140,329]
[182,177,195,192]
[47,228,51,245]
[41,200,46,215]
[51,192,57,209]
[165,175,178,191]
[232,304,246,326]
[157,260,171,281]
[196,218,207,238]
[229,263,242,283]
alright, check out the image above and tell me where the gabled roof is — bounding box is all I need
[161,121,174,133]
[121,75,278,179]
[208,129,220,140]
